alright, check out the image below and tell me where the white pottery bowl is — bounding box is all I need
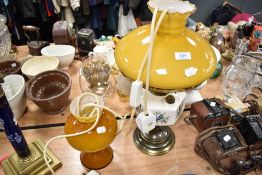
[2,74,26,119]
[21,56,59,79]
[41,45,75,69]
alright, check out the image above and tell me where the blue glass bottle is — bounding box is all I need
[0,79,30,158]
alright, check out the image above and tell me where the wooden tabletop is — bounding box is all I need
[0,46,261,175]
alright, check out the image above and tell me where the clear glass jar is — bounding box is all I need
[79,53,112,96]
[248,52,262,89]
[222,55,259,98]
[0,15,11,59]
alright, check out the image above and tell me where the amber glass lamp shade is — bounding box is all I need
[115,0,217,91]
[64,95,117,169]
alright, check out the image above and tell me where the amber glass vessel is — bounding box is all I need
[64,95,117,169]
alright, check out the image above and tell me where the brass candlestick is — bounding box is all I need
[0,75,62,175]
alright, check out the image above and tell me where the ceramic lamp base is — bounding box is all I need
[1,138,62,175]
[133,126,175,156]
[80,146,113,170]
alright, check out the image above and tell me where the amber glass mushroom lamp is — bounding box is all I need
[115,0,217,155]
[64,94,117,169]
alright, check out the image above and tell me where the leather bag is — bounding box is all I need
[195,125,261,175]
[185,98,231,132]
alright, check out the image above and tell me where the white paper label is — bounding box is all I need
[141,36,151,45]
[185,67,198,77]
[96,126,106,134]
[11,63,16,67]
[210,102,216,107]
[223,135,231,142]
[175,52,191,60]
[217,40,222,45]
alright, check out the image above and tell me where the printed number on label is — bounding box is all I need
[175,52,191,60]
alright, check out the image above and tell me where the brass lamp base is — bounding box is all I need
[133,126,175,156]
[2,138,62,175]
[80,146,113,170]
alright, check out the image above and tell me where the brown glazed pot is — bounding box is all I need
[26,70,72,114]
[0,60,21,76]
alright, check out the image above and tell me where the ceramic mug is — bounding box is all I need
[93,45,115,66]
[2,74,26,120]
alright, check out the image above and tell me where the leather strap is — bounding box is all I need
[243,93,262,115]
[184,115,197,125]
[243,93,258,103]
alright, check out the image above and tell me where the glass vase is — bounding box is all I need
[222,55,260,98]
[0,14,11,60]
[79,53,113,97]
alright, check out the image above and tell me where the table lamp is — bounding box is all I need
[64,94,118,169]
[115,0,217,155]
[0,74,62,175]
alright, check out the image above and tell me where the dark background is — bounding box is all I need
[189,0,262,24]
[2,0,262,45]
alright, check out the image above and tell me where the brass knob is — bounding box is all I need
[165,95,175,104]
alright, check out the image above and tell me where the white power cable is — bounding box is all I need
[122,6,159,135]
[137,7,159,81]
[144,9,168,114]
[144,7,159,114]
[126,6,168,134]
[43,92,130,174]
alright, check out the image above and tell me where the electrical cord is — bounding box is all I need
[123,6,160,135]
[144,9,168,114]
[127,6,168,132]
[43,92,130,174]
[143,5,158,115]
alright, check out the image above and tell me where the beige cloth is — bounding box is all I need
[70,0,80,10]
[60,0,69,6]
[64,8,75,24]
[52,0,75,24]
[52,0,61,13]
[118,5,137,36]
